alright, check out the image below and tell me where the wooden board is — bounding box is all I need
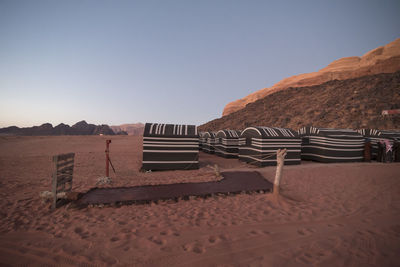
[52,153,75,209]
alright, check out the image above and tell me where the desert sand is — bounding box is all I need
[0,135,399,266]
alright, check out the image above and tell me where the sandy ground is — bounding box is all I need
[0,135,399,266]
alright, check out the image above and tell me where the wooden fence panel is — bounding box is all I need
[52,153,75,209]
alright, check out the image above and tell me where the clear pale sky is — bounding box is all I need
[0,0,399,128]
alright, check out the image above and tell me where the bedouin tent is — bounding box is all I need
[239,126,301,166]
[201,131,216,154]
[199,132,205,151]
[298,126,364,163]
[142,123,199,170]
[357,129,400,161]
[214,130,241,158]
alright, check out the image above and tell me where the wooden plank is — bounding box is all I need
[56,186,70,194]
[57,171,73,178]
[58,172,73,177]
[64,184,72,191]
[57,165,74,175]
[57,173,73,179]
[54,153,75,162]
[56,159,74,169]
[57,174,72,182]
[52,153,75,209]
[58,177,72,184]
[57,178,73,186]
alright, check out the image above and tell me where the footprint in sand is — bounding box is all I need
[74,227,90,239]
[361,218,372,224]
[63,222,72,229]
[110,236,120,242]
[248,229,265,236]
[208,236,220,244]
[54,231,64,238]
[121,228,131,234]
[297,228,315,236]
[183,242,206,254]
[148,236,166,246]
[160,229,174,236]
[327,223,344,228]
[159,229,180,236]
[219,233,230,241]
[297,252,314,264]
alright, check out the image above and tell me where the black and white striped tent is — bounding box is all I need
[201,131,217,154]
[199,132,205,151]
[142,123,199,170]
[298,126,364,163]
[239,126,301,166]
[214,130,241,158]
[357,129,400,159]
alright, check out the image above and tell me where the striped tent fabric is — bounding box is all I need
[142,123,199,170]
[199,132,205,151]
[298,126,364,163]
[357,129,400,160]
[214,130,241,158]
[239,126,301,166]
[202,131,217,154]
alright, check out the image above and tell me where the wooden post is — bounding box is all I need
[105,140,111,177]
[273,148,287,196]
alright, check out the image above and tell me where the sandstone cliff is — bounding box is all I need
[200,71,400,132]
[223,38,400,116]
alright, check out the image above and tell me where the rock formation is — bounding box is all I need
[223,38,400,116]
[110,123,144,136]
[0,121,115,136]
[200,71,400,132]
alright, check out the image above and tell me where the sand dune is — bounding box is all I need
[0,136,399,266]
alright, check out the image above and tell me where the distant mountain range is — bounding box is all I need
[110,123,144,136]
[0,120,115,136]
[0,121,146,136]
[0,120,145,136]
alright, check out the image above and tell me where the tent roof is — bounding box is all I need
[143,123,198,137]
[358,129,400,139]
[241,126,298,138]
[201,131,216,138]
[298,126,362,137]
[215,129,241,139]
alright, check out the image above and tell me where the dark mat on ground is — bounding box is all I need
[76,171,273,206]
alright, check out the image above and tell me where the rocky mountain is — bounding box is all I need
[110,123,144,136]
[223,38,400,116]
[0,120,115,136]
[199,71,400,132]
